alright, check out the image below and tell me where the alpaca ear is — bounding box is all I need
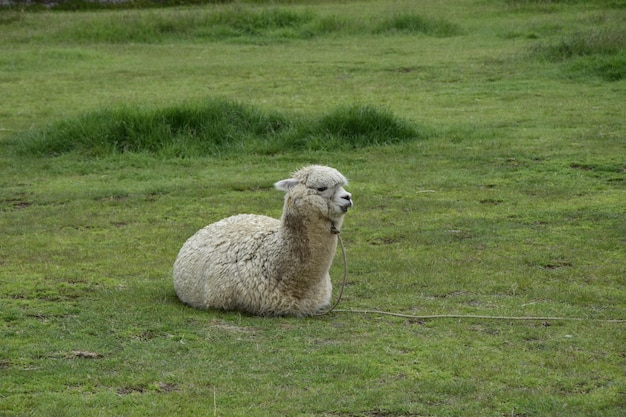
[274,178,299,192]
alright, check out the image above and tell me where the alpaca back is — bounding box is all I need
[173,214,280,312]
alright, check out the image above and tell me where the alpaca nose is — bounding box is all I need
[342,193,353,206]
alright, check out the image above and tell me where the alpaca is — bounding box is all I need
[173,165,353,316]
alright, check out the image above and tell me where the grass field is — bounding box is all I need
[1,0,625,416]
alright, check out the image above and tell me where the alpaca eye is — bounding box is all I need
[316,187,327,192]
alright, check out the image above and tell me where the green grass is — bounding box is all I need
[1,0,625,416]
[9,101,426,157]
[374,13,462,37]
[531,27,626,81]
[1,4,462,44]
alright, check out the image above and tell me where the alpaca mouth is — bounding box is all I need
[340,202,352,213]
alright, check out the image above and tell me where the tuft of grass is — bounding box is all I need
[311,105,426,148]
[374,13,462,37]
[4,6,460,44]
[59,8,312,43]
[33,7,319,44]
[567,54,626,82]
[538,29,626,60]
[205,7,316,39]
[10,100,426,158]
[532,28,626,81]
[303,14,355,36]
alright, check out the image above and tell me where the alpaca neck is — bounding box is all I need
[279,208,339,277]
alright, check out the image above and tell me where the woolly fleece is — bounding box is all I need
[173,165,352,316]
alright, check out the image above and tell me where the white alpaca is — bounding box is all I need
[173,165,353,316]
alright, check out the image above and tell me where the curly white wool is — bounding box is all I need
[173,165,353,316]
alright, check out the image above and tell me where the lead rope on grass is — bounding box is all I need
[332,309,626,323]
[318,228,625,323]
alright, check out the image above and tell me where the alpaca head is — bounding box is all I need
[274,165,353,225]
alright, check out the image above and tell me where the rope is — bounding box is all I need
[332,309,625,323]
